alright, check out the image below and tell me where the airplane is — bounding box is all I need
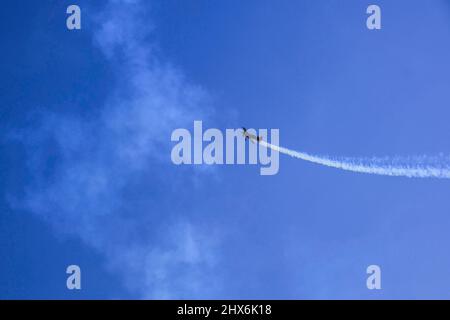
[241,127,263,143]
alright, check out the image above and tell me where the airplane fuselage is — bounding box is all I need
[242,128,263,143]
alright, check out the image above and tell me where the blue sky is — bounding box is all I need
[1,0,450,299]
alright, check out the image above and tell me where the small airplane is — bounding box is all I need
[241,127,263,143]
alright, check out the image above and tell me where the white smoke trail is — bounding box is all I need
[260,141,450,179]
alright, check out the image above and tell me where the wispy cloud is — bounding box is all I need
[14,0,221,298]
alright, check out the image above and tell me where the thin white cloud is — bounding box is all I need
[16,0,221,298]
